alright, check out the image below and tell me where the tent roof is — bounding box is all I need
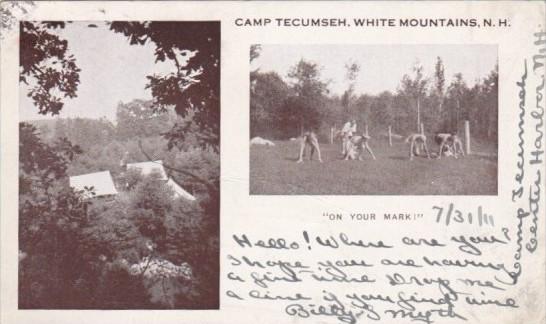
[127,160,168,180]
[126,161,195,201]
[69,171,118,198]
[166,178,196,201]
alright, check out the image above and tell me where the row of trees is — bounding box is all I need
[250,45,498,143]
[19,21,220,308]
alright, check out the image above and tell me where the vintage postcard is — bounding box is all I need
[1,1,544,323]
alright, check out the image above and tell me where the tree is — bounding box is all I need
[18,123,98,308]
[20,22,81,115]
[128,172,175,251]
[483,64,498,139]
[352,94,373,130]
[398,60,429,132]
[446,73,468,132]
[250,71,290,138]
[249,44,262,91]
[341,60,361,121]
[250,44,262,64]
[424,57,447,132]
[109,22,220,152]
[433,56,446,99]
[249,44,262,97]
[54,118,68,138]
[19,123,82,189]
[284,59,329,136]
[370,91,395,132]
[116,99,174,140]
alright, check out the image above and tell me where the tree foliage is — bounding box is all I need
[285,59,329,135]
[250,72,290,138]
[19,123,95,308]
[109,21,220,151]
[20,22,81,115]
[116,99,175,140]
[340,60,361,121]
[433,56,446,98]
[250,44,262,64]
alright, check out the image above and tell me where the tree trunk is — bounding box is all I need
[487,104,495,139]
[464,120,471,154]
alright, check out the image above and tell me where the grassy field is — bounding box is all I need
[249,137,497,195]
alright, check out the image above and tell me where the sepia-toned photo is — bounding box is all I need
[1,2,544,324]
[18,21,220,309]
[250,44,498,195]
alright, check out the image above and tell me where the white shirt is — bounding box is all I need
[342,122,356,136]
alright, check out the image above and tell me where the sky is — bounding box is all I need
[20,24,498,122]
[252,44,497,97]
[20,22,175,122]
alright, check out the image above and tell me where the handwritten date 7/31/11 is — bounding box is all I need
[433,203,494,227]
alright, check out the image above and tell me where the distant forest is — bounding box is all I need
[30,99,219,192]
[250,45,498,143]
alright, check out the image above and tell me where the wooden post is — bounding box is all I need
[417,97,421,133]
[464,120,471,155]
[330,127,334,144]
[365,124,369,137]
[420,123,425,135]
[455,98,461,129]
[388,125,392,147]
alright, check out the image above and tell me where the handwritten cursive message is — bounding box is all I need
[225,228,520,324]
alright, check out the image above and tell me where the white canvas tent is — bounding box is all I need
[127,160,196,201]
[166,178,196,201]
[126,161,168,180]
[69,171,118,199]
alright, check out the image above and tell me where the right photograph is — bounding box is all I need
[249,44,498,195]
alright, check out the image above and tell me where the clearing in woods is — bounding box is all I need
[249,138,497,195]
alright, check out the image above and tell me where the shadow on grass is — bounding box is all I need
[389,156,409,161]
[284,156,300,162]
[471,153,498,162]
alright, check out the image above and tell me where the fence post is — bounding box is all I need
[330,127,334,144]
[464,120,471,155]
[388,125,392,146]
[420,123,425,135]
[365,124,369,137]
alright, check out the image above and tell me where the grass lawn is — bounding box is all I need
[249,137,497,195]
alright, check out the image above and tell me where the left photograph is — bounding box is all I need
[18,21,220,309]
